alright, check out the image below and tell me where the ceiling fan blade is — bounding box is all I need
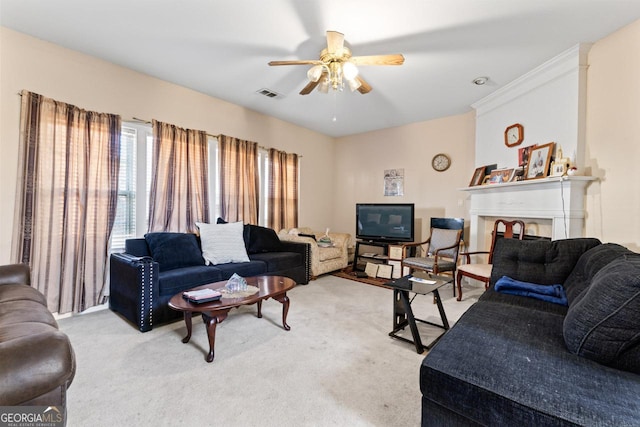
[269,60,323,66]
[299,79,321,95]
[356,76,372,94]
[326,31,344,54]
[299,71,327,95]
[350,54,405,66]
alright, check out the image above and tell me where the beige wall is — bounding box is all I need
[0,27,335,263]
[2,18,639,264]
[585,20,640,251]
[333,112,476,244]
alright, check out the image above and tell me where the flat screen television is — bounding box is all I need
[356,203,415,243]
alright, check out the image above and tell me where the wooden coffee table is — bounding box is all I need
[168,275,295,362]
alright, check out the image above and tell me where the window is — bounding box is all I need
[111,128,285,251]
[110,123,152,251]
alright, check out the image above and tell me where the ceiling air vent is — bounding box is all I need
[256,88,282,99]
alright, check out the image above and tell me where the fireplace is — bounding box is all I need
[461,176,595,251]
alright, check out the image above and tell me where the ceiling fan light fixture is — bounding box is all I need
[307,65,324,82]
[347,78,361,92]
[318,77,330,93]
[342,62,358,80]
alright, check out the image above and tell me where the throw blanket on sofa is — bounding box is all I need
[495,276,568,306]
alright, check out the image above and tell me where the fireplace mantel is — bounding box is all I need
[460,176,596,250]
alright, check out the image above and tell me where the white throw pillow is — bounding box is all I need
[196,221,250,265]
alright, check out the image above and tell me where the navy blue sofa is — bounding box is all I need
[420,238,640,426]
[109,226,310,332]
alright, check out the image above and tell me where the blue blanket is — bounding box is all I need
[495,276,568,306]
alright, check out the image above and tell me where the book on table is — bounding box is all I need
[182,288,222,303]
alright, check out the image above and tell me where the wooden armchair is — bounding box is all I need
[455,219,525,301]
[401,227,463,297]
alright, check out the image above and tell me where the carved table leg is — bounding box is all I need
[273,293,291,331]
[181,311,193,343]
[202,310,229,363]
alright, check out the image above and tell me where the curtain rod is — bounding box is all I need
[129,117,301,156]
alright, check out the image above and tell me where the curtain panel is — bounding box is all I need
[148,120,210,233]
[218,135,259,224]
[13,90,121,314]
[268,148,299,230]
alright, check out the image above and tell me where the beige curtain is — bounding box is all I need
[13,90,121,314]
[148,120,209,232]
[219,135,259,224]
[268,148,299,230]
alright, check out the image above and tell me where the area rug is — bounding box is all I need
[332,266,391,288]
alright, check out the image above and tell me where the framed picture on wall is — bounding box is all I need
[525,142,555,179]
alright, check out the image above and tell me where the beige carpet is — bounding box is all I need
[58,275,483,427]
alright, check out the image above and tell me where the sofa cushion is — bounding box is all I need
[210,260,267,278]
[318,246,342,262]
[246,224,283,254]
[490,238,601,287]
[564,243,630,304]
[421,300,640,425]
[563,256,640,374]
[144,232,204,272]
[158,265,224,296]
[196,221,250,265]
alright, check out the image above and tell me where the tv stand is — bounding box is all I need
[354,240,394,272]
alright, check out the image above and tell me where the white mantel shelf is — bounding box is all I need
[459,175,595,193]
[460,176,597,249]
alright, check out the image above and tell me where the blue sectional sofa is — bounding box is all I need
[420,238,640,426]
[109,225,309,332]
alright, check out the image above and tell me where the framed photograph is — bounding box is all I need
[376,264,393,279]
[469,166,486,186]
[550,161,567,177]
[365,262,379,278]
[518,144,537,167]
[489,168,514,184]
[525,142,555,179]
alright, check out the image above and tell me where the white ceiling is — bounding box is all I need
[2,0,640,137]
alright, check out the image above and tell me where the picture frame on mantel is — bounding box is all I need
[469,166,486,186]
[525,142,555,179]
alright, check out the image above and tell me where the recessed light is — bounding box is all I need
[472,77,489,86]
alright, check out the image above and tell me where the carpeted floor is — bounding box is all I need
[58,275,483,427]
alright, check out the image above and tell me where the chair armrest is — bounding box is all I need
[432,242,461,260]
[0,264,30,287]
[328,233,351,249]
[0,331,75,406]
[460,250,490,264]
[402,238,431,252]
[109,253,159,332]
[278,241,311,283]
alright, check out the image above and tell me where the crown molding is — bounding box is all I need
[472,43,593,117]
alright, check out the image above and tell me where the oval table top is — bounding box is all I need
[168,275,296,313]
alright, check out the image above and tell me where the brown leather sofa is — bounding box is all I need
[0,264,76,406]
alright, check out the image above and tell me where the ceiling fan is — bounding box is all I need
[268,31,404,95]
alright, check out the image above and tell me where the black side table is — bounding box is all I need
[386,274,452,353]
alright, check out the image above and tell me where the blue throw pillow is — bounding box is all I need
[144,233,204,272]
[563,255,640,373]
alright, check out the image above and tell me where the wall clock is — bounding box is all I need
[505,123,524,147]
[432,153,451,172]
